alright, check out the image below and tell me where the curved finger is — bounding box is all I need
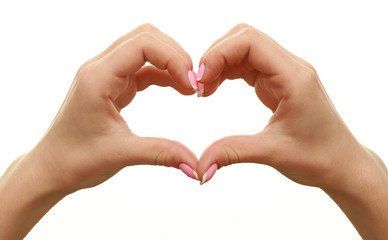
[201,23,312,73]
[202,28,293,81]
[199,62,279,110]
[93,32,194,104]
[135,65,194,95]
[199,28,294,98]
[116,136,199,181]
[200,23,253,64]
[201,62,257,97]
[79,23,192,74]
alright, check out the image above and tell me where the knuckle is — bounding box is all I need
[77,64,95,82]
[293,64,319,89]
[240,26,260,39]
[137,23,158,33]
[223,145,240,166]
[298,65,317,82]
[234,23,250,31]
[135,31,154,43]
[215,137,240,167]
[298,58,316,74]
[304,61,315,71]
[154,150,172,167]
[152,140,180,168]
[76,64,100,91]
[77,62,90,74]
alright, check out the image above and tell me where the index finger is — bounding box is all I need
[79,23,193,75]
[201,27,294,85]
[93,32,194,102]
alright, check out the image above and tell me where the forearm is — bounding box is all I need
[324,148,388,239]
[0,153,67,240]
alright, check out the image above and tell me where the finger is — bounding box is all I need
[135,65,193,95]
[199,28,294,97]
[200,23,252,65]
[197,133,277,184]
[113,66,194,110]
[113,65,195,116]
[94,32,194,104]
[202,64,278,111]
[79,23,193,74]
[131,24,192,68]
[201,62,257,97]
[116,136,199,181]
[102,32,191,83]
[198,24,258,86]
[201,23,312,73]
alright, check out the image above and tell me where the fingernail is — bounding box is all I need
[196,63,205,81]
[197,82,204,97]
[179,163,199,181]
[188,70,197,91]
[201,163,218,185]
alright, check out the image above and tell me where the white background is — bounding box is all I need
[0,0,387,239]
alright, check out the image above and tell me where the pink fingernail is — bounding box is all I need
[196,63,205,81]
[188,70,197,91]
[201,163,218,185]
[197,82,204,97]
[179,163,199,181]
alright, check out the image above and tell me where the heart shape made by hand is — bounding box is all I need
[36,23,368,200]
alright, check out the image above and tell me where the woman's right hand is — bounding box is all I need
[196,24,388,239]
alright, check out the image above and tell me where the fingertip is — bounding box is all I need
[200,163,218,185]
[188,69,198,92]
[165,59,196,93]
[197,82,204,97]
[196,58,225,97]
[197,135,255,183]
[196,63,205,81]
[197,141,225,178]
[179,163,200,181]
[199,80,221,98]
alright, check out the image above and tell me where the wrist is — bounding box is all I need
[323,174,388,239]
[322,145,388,239]
[313,130,385,193]
[0,152,68,239]
[328,143,387,196]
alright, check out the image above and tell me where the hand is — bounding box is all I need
[30,23,200,192]
[196,23,385,189]
[0,24,199,239]
[195,24,388,239]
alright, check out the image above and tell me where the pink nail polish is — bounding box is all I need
[197,82,204,97]
[188,70,197,91]
[196,63,205,81]
[201,163,218,185]
[179,163,199,181]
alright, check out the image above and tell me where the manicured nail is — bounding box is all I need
[188,70,197,91]
[197,82,204,97]
[196,63,205,81]
[201,163,218,185]
[179,163,199,181]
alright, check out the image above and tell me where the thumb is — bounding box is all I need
[118,136,199,181]
[197,133,276,184]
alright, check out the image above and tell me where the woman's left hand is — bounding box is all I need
[0,24,198,240]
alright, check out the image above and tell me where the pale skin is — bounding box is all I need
[0,23,387,239]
